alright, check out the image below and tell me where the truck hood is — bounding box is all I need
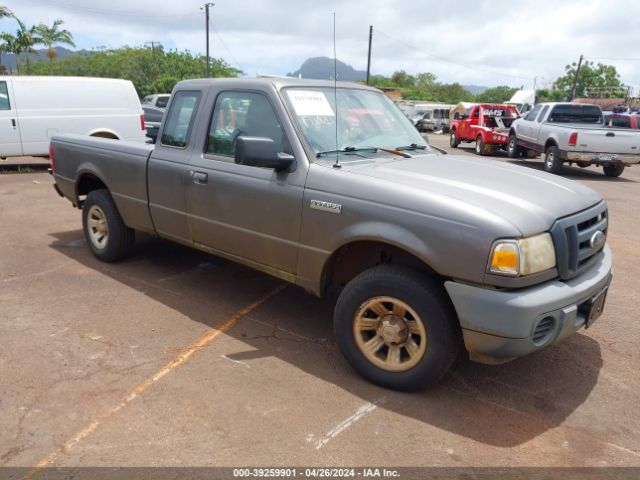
[344,154,602,236]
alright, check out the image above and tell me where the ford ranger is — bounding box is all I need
[508,102,640,177]
[50,78,613,390]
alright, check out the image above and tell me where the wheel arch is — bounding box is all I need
[88,129,120,140]
[75,170,111,207]
[320,239,442,296]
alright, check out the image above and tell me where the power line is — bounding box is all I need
[374,28,531,81]
[210,23,244,72]
[20,0,200,20]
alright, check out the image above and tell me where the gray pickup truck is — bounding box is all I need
[508,102,640,177]
[51,78,612,390]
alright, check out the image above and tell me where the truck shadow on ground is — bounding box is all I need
[50,230,603,448]
[504,159,638,182]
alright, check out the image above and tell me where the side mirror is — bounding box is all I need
[460,114,468,119]
[453,113,460,120]
[235,136,295,172]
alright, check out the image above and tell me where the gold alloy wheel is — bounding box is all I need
[87,204,109,249]
[353,296,428,372]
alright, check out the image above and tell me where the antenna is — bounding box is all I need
[332,12,341,169]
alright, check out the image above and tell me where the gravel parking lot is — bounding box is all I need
[1,143,640,470]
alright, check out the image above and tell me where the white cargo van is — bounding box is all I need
[0,76,146,158]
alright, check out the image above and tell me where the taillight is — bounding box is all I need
[569,132,578,147]
[49,143,55,172]
[140,114,145,130]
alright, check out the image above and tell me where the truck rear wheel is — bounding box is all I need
[544,145,563,174]
[507,135,520,159]
[449,131,459,148]
[82,189,135,262]
[603,163,625,177]
[475,136,485,156]
[333,265,460,391]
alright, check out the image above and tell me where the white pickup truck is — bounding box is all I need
[507,102,640,177]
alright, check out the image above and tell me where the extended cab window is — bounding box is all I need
[549,105,602,124]
[206,91,287,158]
[0,82,10,110]
[161,91,201,148]
[525,104,542,121]
[537,106,549,123]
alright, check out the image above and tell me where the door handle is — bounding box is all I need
[606,132,615,137]
[11,118,16,129]
[191,171,208,184]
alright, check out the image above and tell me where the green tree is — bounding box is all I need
[28,46,242,97]
[475,85,518,103]
[0,17,38,73]
[390,70,416,88]
[34,19,75,63]
[553,60,626,99]
[536,88,566,102]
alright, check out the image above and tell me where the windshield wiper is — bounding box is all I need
[316,146,412,158]
[316,146,378,158]
[396,143,428,151]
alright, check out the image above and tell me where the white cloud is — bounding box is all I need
[3,0,640,89]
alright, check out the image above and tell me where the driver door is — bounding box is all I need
[185,89,306,275]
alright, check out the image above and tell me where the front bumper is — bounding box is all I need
[444,244,612,364]
[566,151,640,166]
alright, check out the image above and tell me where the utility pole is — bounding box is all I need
[366,25,373,85]
[569,54,584,101]
[201,2,215,77]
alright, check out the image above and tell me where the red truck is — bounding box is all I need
[450,104,521,155]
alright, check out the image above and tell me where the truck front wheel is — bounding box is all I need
[82,189,135,262]
[449,131,459,148]
[544,145,563,174]
[333,265,460,390]
[603,163,625,177]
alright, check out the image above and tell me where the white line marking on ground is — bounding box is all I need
[221,354,250,368]
[314,399,383,450]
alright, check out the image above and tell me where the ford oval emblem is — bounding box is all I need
[590,230,605,249]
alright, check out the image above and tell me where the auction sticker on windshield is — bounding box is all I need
[287,90,335,117]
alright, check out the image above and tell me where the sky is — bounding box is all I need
[2,0,640,90]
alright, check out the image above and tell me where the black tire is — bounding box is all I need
[475,136,485,156]
[82,189,135,262]
[334,265,460,391]
[449,131,459,148]
[603,163,625,177]
[507,135,520,159]
[544,145,563,174]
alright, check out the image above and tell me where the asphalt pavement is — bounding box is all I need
[1,142,639,471]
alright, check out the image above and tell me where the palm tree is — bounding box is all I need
[0,18,37,74]
[0,5,13,19]
[0,5,13,68]
[34,19,75,63]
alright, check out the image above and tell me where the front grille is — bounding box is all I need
[533,316,555,344]
[550,202,608,280]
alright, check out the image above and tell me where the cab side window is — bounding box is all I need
[0,82,10,110]
[161,91,201,148]
[525,104,542,121]
[206,91,289,159]
[536,106,549,123]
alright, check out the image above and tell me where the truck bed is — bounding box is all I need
[51,134,156,233]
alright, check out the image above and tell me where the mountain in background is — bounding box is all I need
[287,56,367,81]
[461,84,488,95]
[0,47,91,71]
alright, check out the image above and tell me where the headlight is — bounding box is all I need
[488,233,556,276]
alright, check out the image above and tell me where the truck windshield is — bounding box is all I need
[282,87,428,157]
[549,105,603,124]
